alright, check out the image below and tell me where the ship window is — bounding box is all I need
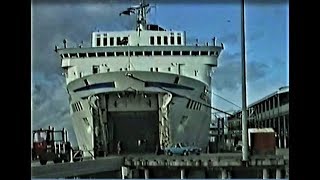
[70,53,77,58]
[170,36,175,45]
[145,51,152,56]
[103,37,108,46]
[129,51,133,56]
[97,52,105,57]
[210,51,215,56]
[182,51,190,55]
[192,51,199,56]
[64,54,69,58]
[164,36,168,45]
[79,53,86,58]
[110,37,114,46]
[107,52,114,56]
[117,37,121,45]
[107,68,110,72]
[163,51,171,56]
[215,51,219,56]
[155,67,159,72]
[93,65,99,74]
[168,67,171,71]
[88,53,96,57]
[173,51,180,55]
[150,36,154,45]
[135,51,143,56]
[150,68,153,72]
[177,36,181,45]
[154,51,161,56]
[195,70,199,76]
[201,51,208,55]
[157,36,161,45]
[116,52,124,56]
[84,79,89,86]
[174,77,180,84]
[120,68,123,71]
[96,38,101,46]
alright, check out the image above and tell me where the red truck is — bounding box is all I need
[32,126,73,165]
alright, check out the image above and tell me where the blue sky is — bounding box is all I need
[31,1,289,145]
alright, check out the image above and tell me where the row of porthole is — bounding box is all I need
[62,50,219,59]
[186,99,202,111]
[71,101,83,112]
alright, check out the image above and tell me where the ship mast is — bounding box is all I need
[119,0,150,31]
[137,0,148,30]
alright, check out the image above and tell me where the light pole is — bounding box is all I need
[241,0,249,162]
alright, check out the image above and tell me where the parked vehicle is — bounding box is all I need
[32,126,73,165]
[164,143,201,156]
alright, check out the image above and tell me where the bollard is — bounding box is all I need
[70,149,74,163]
[121,166,129,179]
[144,168,149,179]
[262,168,269,179]
[180,169,185,179]
[221,169,227,179]
[276,168,282,179]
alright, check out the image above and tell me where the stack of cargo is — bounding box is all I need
[248,128,276,155]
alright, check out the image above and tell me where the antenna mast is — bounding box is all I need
[119,0,150,31]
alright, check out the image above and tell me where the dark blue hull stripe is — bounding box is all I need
[145,81,194,90]
[73,82,115,92]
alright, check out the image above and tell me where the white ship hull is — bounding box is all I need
[67,71,211,157]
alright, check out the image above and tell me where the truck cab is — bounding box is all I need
[32,127,72,165]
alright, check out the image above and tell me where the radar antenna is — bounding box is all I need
[119,0,150,31]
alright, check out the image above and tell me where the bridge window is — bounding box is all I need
[145,51,152,56]
[79,53,86,58]
[107,52,114,57]
[173,51,180,55]
[88,53,96,57]
[150,36,154,45]
[201,51,208,56]
[63,54,69,58]
[182,51,190,55]
[177,36,181,45]
[135,51,143,56]
[116,37,121,45]
[110,37,114,46]
[170,36,175,45]
[192,51,199,56]
[116,52,124,56]
[96,37,101,46]
[103,37,108,46]
[97,52,105,57]
[154,51,161,56]
[157,36,161,45]
[164,36,168,45]
[163,51,171,56]
[70,53,77,58]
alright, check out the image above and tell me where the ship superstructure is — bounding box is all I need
[56,0,224,157]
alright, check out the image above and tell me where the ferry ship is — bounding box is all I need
[55,0,224,157]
